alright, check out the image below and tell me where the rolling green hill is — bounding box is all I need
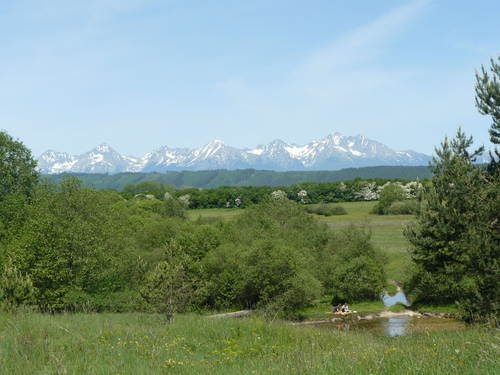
[44,165,431,190]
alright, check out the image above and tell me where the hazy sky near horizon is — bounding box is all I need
[1,0,499,156]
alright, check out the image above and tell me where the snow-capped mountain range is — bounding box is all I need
[38,133,431,174]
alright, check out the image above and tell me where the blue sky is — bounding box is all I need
[1,0,499,156]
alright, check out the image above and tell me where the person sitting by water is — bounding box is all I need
[341,303,352,313]
[332,303,340,313]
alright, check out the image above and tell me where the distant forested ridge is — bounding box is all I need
[44,165,432,190]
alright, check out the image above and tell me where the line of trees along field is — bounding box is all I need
[119,178,423,210]
[0,57,498,323]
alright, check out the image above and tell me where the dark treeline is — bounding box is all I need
[44,165,432,190]
[120,179,423,209]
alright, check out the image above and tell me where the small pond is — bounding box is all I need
[314,316,465,337]
[314,289,463,337]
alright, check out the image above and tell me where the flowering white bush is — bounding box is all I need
[271,190,287,200]
[355,182,379,200]
[403,181,423,198]
[297,190,308,204]
[178,194,191,207]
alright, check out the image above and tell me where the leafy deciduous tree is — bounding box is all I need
[0,131,39,243]
[140,241,195,323]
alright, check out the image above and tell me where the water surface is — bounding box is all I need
[314,317,464,337]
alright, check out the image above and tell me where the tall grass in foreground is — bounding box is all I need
[0,313,498,374]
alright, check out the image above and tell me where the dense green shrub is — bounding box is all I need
[306,204,347,216]
[198,201,326,317]
[0,257,35,312]
[331,256,386,302]
[328,227,386,302]
[140,241,198,322]
[5,178,143,312]
[371,183,407,214]
[139,201,387,317]
[386,200,419,215]
[215,241,320,313]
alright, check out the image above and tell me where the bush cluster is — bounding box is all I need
[0,174,386,317]
[305,204,347,216]
[386,200,419,215]
[371,183,419,215]
[0,130,390,318]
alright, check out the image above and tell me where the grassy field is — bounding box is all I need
[186,207,244,221]
[0,312,497,375]
[187,202,413,283]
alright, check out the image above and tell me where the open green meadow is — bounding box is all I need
[186,207,244,221]
[1,312,498,375]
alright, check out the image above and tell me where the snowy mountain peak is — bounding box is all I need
[93,143,117,153]
[268,139,288,147]
[325,132,344,145]
[38,133,432,174]
[39,150,72,163]
[193,139,227,159]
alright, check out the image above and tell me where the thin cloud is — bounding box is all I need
[295,0,431,80]
[217,0,431,112]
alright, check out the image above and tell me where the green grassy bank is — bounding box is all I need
[0,313,497,375]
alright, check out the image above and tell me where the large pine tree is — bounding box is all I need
[476,56,500,170]
[406,56,500,323]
